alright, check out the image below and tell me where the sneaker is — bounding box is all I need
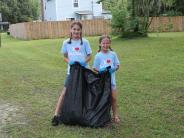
[51,115,60,126]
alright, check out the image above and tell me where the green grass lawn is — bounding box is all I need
[0,32,184,138]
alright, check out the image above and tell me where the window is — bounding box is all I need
[73,0,78,7]
[66,18,75,21]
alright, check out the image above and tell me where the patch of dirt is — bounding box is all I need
[0,102,26,137]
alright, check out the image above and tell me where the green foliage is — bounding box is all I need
[160,0,184,16]
[174,0,184,15]
[110,5,128,32]
[0,0,39,23]
[98,0,120,10]
[111,8,145,37]
[109,0,151,37]
[99,0,184,38]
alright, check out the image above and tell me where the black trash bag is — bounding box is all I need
[60,63,112,127]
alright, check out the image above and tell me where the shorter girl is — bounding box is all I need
[93,35,120,123]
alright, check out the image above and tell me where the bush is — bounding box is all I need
[111,5,147,38]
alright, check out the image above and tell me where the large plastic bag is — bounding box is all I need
[60,63,111,127]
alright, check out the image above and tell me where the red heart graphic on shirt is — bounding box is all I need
[75,47,80,51]
[107,59,111,63]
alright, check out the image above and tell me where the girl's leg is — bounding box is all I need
[52,87,66,126]
[54,74,70,116]
[111,88,120,123]
[52,75,70,126]
[54,87,66,116]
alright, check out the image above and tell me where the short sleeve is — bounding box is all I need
[114,52,120,66]
[61,41,67,54]
[93,54,100,70]
[84,40,92,55]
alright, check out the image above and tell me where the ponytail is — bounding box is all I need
[109,46,113,51]
[97,46,101,52]
[80,32,83,45]
[67,33,72,44]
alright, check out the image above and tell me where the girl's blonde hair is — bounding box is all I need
[98,35,113,52]
[68,21,83,45]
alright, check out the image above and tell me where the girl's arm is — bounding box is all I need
[93,68,99,72]
[92,68,99,74]
[116,65,120,71]
[85,54,92,63]
[63,53,69,63]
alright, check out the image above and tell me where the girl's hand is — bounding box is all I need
[99,67,107,74]
[79,61,87,67]
[109,67,116,74]
[69,61,75,65]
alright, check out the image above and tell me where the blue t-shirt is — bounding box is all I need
[61,38,92,74]
[93,51,120,86]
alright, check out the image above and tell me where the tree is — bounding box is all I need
[165,0,184,16]
[133,0,163,35]
[175,0,184,15]
[0,0,39,23]
[98,0,165,37]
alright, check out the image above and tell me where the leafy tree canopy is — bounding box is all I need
[0,0,39,23]
[97,0,184,38]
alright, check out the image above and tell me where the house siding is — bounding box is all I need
[56,0,75,20]
[45,0,103,21]
[44,0,57,21]
[92,1,102,17]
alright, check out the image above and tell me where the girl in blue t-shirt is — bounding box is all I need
[52,21,92,126]
[93,35,120,123]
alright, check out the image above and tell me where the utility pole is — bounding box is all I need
[91,0,94,19]
[41,0,45,21]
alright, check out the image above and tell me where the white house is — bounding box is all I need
[42,0,111,21]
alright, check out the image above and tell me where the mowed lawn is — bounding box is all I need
[0,32,184,138]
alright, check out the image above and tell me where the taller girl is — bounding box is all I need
[93,35,120,123]
[52,21,92,126]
